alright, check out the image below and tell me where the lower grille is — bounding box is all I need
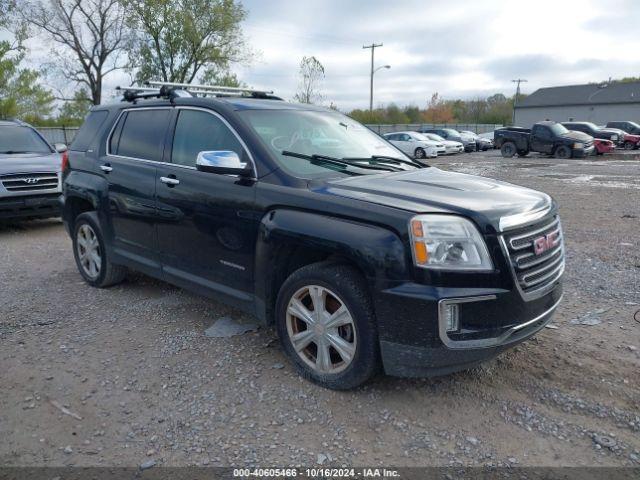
[0,172,59,192]
[502,215,565,296]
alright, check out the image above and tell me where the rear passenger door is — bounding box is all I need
[155,107,259,311]
[102,107,172,274]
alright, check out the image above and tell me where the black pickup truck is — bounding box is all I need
[495,121,594,159]
[61,83,565,389]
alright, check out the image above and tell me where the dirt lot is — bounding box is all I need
[1,150,639,468]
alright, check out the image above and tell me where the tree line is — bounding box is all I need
[0,0,249,126]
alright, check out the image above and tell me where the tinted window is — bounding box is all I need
[0,126,52,154]
[115,109,171,160]
[171,109,243,167]
[71,110,109,151]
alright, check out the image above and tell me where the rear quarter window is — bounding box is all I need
[71,110,109,151]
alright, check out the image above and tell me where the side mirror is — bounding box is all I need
[54,143,68,153]
[196,151,251,176]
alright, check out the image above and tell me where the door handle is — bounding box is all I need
[100,164,113,173]
[160,176,180,186]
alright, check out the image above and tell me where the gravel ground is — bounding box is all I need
[1,150,638,468]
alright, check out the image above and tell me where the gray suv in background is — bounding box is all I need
[0,119,66,221]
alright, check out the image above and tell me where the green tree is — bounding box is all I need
[0,8,54,121]
[293,56,325,104]
[200,66,247,88]
[57,88,92,125]
[124,0,249,84]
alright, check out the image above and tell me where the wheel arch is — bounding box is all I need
[254,208,409,325]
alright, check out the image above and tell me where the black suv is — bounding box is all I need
[62,84,565,389]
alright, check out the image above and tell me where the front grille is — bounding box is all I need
[0,172,59,192]
[502,216,565,295]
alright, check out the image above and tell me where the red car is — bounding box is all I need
[594,138,615,155]
[622,132,640,150]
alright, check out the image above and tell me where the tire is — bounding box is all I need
[500,142,516,158]
[72,212,127,288]
[554,145,571,159]
[517,150,529,158]
[275,262,381,390]
[414,147,426,159]
[623,141,635,150]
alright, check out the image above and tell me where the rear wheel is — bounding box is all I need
[554,145,571,159]
[500,142,516,158]
[414,147,426,159]
[275,262,380,390]
[73,212,126,288]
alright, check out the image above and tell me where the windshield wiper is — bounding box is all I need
[281,151,398,173]
[345,155,424,169]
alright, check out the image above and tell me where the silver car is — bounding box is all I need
[0,120,66,221]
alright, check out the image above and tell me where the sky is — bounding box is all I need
[15,0,640,111]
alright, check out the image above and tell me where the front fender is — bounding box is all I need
[254,208,410,322]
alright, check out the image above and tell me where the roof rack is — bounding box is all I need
[116,81,281,103]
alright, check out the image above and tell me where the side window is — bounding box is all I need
[109,112,127,154]
[400,134,410,141]
[171,109,244,167]
[71,110,109,151]
[386,134,397,141]
[114,109,171,161]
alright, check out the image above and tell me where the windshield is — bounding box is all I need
[239,109,410,177]
[0,126,53,155]
[549,123,570,136]
[425,133,445,142]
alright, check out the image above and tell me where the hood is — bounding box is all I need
[600,127,625,136]
[443,140,462,147]
[460,134,475,142]
[0,152,61,175]
[562,131,593,142]
[317,167,551,233]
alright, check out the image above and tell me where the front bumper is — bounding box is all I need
[0,194,61,220]
[374,280,563,378]
[572,145,595,158]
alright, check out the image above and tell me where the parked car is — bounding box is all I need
[423,133,464,154]
[0,119,67,221]
[418,128,476,152]
[561,122,622,146]
[605,121,640,135]
[598,126,640,150]
[495,121,594,158]
[461,130,493,151]
[383,131,440,159]
[593,138,615,155]
[62,84,564,390]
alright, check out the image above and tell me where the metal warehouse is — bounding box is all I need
[514,81,640,127]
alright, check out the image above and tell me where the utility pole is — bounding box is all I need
[363,43,383,111]
[511,78,527,125]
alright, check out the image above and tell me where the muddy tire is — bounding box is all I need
[554,145,571,159]
[500,142,516,158]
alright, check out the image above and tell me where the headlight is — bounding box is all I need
[573,142,584,149]
[409,215,493,271]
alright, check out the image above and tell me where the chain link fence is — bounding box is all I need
[365,123,502,135]
[37,127,80,145]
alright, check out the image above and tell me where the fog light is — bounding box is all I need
[443,304,460,332]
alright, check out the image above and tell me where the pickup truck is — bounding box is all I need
[61,83,565,389]
[494,121,594,159]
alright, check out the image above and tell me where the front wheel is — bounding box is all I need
[554,145,572,159]
[500,142,516,158]
[414,147,426,159]
[623,141,635,150]
[275,262,380,390]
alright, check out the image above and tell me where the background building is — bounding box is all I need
[514,81,640,126]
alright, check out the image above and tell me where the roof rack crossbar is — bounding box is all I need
[144,80,273,96]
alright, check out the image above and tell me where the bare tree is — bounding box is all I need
[294,56,324,104]
[19,0,128,105]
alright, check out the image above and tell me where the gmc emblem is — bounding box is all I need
[533,231,560,255]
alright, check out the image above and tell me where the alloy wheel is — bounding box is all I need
[77,224,101,279]
[286,285,357,374]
